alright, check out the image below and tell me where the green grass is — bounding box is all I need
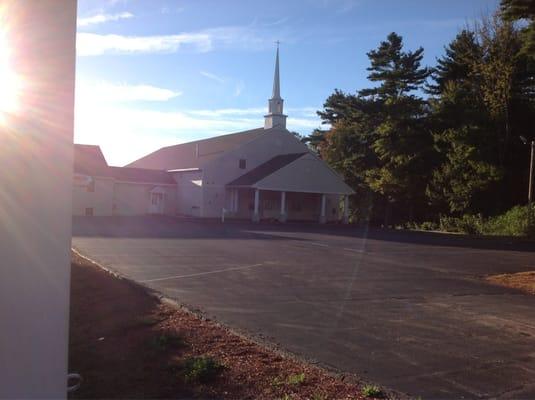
[182,356,224,383]
[287,372,306,385]
[361,384,383,398]
[271,376,284,387]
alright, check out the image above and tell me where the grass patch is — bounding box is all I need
[149,331,187,351]
[361,384,383,398]
[287,372,306,385]
[271,376,284,387]
[182,356,224,383]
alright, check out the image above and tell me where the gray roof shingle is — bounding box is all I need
[227,153,306,186]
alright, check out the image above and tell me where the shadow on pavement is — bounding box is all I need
[72,216,535,252]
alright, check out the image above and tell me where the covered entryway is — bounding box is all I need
[226,152,354,223]
[148,186,166,214]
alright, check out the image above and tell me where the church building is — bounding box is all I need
[73,47,354,223]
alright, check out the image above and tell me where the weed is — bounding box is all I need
[182,356,224,383]
[271,376,284,387]
[361,384,383,398]
[287,372,305,385]
[311,393,326,400]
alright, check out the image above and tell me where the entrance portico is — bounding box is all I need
[226,151,354,223]
[226,187,351,223]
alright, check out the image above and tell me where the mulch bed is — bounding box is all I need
[69,252,388,399]
[485,271,535,295]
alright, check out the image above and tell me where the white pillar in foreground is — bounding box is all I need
[343,195,350,224]
[319,194,327,224]
[279,191,287,222]
[253,189,260,222]
[0,1,77,398]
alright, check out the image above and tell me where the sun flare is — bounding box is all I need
[0,28,22,120]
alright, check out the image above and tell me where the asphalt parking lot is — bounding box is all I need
[72,216,535,399]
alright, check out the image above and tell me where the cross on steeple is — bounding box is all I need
[264,41,287,129]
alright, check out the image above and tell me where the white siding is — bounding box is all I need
[255,153,354,195]
[72,177,114,216]
[174,171,203,216]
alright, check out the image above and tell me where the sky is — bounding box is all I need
[75,0,500,166]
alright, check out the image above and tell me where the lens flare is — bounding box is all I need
[0,27,22,122]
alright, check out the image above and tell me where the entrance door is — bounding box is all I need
[148,191,165,214]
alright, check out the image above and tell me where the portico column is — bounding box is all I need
[253,188,260,222]
[279,191,287,223]
[319,193,326,224]
[343,195,350,224]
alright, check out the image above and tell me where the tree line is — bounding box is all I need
[308,0,535,228]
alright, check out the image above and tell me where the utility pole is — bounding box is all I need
[529,140,534,204]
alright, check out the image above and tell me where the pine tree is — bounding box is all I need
[359,33,432,223]
[501,0,535,57]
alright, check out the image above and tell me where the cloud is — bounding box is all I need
[200,71,225,84]
[77,80,181,103]
[77,25,286,56]
[77,12,134,27]
[77,32,213,56]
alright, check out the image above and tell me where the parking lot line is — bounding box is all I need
[140,262,273,283]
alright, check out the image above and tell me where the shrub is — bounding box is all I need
[182,356,224,383]
[483,205,535,237]
[361,384,383,398]
[287,372,305,385]
[436,205,535,237]
[439,214,484,235]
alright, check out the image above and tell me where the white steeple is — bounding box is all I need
[264,42,287,129]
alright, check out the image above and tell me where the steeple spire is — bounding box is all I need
[264,41,287,129]
[272,41,281,99]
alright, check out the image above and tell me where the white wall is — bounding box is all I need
[114,182,176,216]
[0,1,77,398]
[73,177,114,216]
[174,171,203,216]
[201,129,309,217]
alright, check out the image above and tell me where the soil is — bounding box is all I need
[69,252,388,399]
[485,271,535,295]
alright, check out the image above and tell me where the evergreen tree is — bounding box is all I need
[501,0,535,57]
[359,33,432,223]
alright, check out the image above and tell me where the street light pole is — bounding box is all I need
[529,140,534,204]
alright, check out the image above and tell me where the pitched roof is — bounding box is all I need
[73,144,109,176]
[74,144,175,185]
[126,127,268,170]
[227,153,307,186]
[108,166,175,184]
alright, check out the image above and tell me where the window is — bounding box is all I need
[239,159,246,169]
[87,180,95,192]
[85,208,94,216]
[151,193,163,205]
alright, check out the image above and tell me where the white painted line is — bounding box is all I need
[309,242,329,248]
[344,248,364,253]
[140,262,271,283]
